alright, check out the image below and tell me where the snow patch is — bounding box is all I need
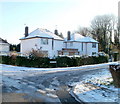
[71,65,120,103]
[46,93,58,98]
[37,89,46,94]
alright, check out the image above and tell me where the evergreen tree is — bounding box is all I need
[10,44,20,52]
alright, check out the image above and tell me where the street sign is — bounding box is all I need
[50,61,57,64]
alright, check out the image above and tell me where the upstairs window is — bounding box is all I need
[92,43,96,48]
[41,38,48,45]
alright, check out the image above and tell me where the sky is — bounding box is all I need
[0,0,119,44]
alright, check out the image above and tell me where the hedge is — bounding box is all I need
[15,56,50,68]
[56,56,74,67]
[0,55,108,68]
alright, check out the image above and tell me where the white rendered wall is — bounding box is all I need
[0,43,9,52]
[63,42,98,56]
[21,38,98,57]
[21,38,40,54]
[64,42,82,51]
[21,38,53,57]
[21,38,64,58]
[53,40,64,57]
[63,42,88,56]
[86,43,98,56]
[39,39,53,58]
[81,43,86,56]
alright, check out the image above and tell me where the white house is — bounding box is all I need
[58,33,98,56]
[20,27,98,58]
[0,38,10,55]
[20,27,64,58]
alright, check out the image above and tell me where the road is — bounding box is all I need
[1,64,109,103]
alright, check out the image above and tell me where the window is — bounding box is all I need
[41,38,48,45]
[92,43,96,48]
[92,52,96,56]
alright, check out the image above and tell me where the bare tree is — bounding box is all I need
[91,14,116,53]
[29,49,47,57]
[29,44,48,57]
[76,27,92,37]
[114,22,120,49]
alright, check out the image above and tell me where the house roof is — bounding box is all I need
[0,38,9,44]
[65,33,98,43]
[20,28,64,40]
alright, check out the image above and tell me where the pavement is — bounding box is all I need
[1,63,116,103]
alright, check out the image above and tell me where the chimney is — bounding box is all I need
[25,26,28,37]
[67,31,71,40]
[54,29,58,35]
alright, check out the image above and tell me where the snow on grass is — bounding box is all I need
[73,83,118,102]
[71,65,120,103]
[0,62,113,80]
[1,62,118,72]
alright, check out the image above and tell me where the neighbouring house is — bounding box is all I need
[0,38,10,55]
[20,27,64,58]
[20,27,98,58]
[58,33,98,56]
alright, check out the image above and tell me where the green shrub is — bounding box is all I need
[0,55,108,68]
[15,56,50,68]
[1,56,11,64]
[71,57,83,66]
[33,57,50,68]
[56,56,74,67]
[97,55,108,63]
[16,56,29,66]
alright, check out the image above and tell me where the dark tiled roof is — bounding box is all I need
[0,38,9,44]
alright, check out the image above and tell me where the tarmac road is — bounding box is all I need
[2,65,109,103]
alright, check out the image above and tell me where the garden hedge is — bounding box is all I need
[0,55,108,68]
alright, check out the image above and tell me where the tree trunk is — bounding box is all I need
[109,64,120,88]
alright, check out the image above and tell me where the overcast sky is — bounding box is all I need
[0,0,119,44]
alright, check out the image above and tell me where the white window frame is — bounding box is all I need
[92,43,96,48]
[41,38,48,45]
